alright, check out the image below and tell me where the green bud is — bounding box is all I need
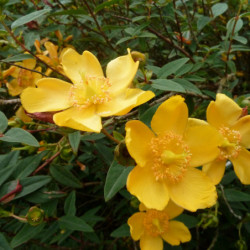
[26,206,44,226]
[114,140,135,167]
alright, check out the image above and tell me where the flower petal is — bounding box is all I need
[202,159,226,185]
[107,49,139,95]
[231,115,250,148]
[231,148,250,185]
[127,212,145,241]
[21,78,72,113]
[140,235,163,250]
[125,120,155,167]
[127,166,169,210]
[7,79,25,96]
[53,106,102,132]
[151,95,188,135]
[97,89,155,117]
[161,221,191,246]
[44,41,58,60]
[184,124,223,167]
[164,200,184,220]
[187,118,208,127]
[23,58,36,69]
[168,168,217,212]
[207,93,242,128]
[62,49,104,84]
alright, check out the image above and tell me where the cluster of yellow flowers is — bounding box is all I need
[125,93,250,249]
[2,46,250,249]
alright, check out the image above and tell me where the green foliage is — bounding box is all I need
[0,0,249,249]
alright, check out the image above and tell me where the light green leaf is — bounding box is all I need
[197,16,211,31]
[2,53,33,62]
[173,78,203,95]
[0,128,39,147]
[211,3,228,18]
[104,161,133,201]
[11,8,51,29]
[0,111,8,133]
[59,215,94,232]
[151,79,186,93]
[157,58,189,78]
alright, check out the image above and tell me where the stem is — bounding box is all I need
[0,98,20,105]
[0,180,22,202]
[11,214,27,222]
[101,128,120,144]
[173,0,183,47]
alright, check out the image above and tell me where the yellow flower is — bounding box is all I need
[202,93,250,185]
[128,201,191,250]
[21,48,155,132]
[126,95,221,211]
[5,58,42,96]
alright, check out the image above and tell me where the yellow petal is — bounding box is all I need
[107,49,139,95]
[44,41,58,60]
[231,115,250,148]
[184,124,223,167]
[21,78,72,112]
[125,120,155,167]
[231,148,250,184]
[62,49,104,84]
[207,93,242,128]
[127,212,145,240]
[16,106,32,123]
[23,58,36,69]
[161,221,191,246]
[168,168,217,212]
[97,89,155,117]
[151,95,188,135]
[140,235,163,250]
[187,118,208,127]
[164,200,184,220]
[37,54,52,65]
[127,166,169,210]
[53,106,102,132]
[203,159,226,185]
[7,79,24,96]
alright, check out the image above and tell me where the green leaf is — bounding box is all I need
[233,36,248,44]
[211,3,228,18]
[173,78,203,95]
[50,164,82,188]
[10,223,45,248]
[139,104,159,127]
[68,131,81,154]
[59,215,94,232]
[64,191,76,216]
[224,189,250,202]
[176,214,199,229]
[185,75,205,82]
[116,37,134,45]
[111,224,130,238]
[0,128,39,147]
[0,233,12,250]
[0,151,19,186]
[11,8,51,29]
[151,79,186,93]
[2,53,33,62]
[13,175,52,200]
[94,0,122,13]
[95,143,113,165]
[0,111,8,133]
[157,58,189,78]
[104,161,133,201]
[197,16,212,31]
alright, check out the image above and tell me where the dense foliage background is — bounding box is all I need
[0,0,249,249]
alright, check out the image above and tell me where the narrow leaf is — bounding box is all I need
[2,53,33,62]
[0,233,12,250]
[224,189,250,202]
[59,216,94,232]
[68,131,81,154]
[64,191,76,216]
[111,224,130,238]
[0,111,8,133]
[151,79,186,93]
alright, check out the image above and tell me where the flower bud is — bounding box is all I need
[114,140,135,167]
[131,51,146,64]
[26,206,44,226]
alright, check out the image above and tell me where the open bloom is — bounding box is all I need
[5,58,42,96]
[21,48,154,132]
[202,93,250,185]
[126,95,221,211]
[128,201,191,250]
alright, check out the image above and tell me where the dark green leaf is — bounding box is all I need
[111,224,130,238]
[2,53,33,62]
[10,223,45,248]
[59,216,94,232]
[11,9,51,29]
[176,214,199,229]
[94,0,122,13]
[0,111,8,133]
[173,78,203,95]
[104,161,133,201]
[68,131,81,154]
[50,164,82,188]
[151,79,186,93]
[95,143,113,165]
[224,189,250,202]
[0,233,12,250]
[0,128,39,147]
[64,191,76,216]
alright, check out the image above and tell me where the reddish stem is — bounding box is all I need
[0,180,22,203]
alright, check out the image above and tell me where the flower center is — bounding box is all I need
[218,127,242,160]
[150,132,191,184]
[69,75,111,109]
[143,209,169,237]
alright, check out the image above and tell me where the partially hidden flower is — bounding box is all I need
[126,95,221,211]
[21,48,155,132]
[128,201,191,250]
[5,57,42,96]
[202,93,250,185]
